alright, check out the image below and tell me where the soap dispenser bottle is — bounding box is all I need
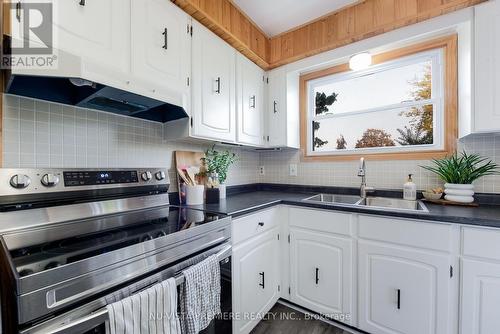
[403,174,417,200]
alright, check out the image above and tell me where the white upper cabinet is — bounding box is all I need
[191,20,236,142]
[473,0,500,133]
[266,67,287,147]
[131,0,191,108]
[237,54,265,146]
[51,0,130,74]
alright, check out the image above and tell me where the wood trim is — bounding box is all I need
[268,0,484,68]
[172,0,270,69]
[299,35,458,162]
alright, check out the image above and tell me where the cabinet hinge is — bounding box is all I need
[190,25,193,36]
[267,135,270,142]
[287,234,290,243]
[277,234,280,240]
[187,77,190,86]
[278,285,280,292]
[266,77,269,84]
[190,117,193,127]
[450,265,453,278]
[288,287,291,294]
[187,24,190,34]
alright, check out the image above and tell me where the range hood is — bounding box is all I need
[3,36,188,123]
[6,75,188,123]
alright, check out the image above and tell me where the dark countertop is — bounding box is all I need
[181,186,500,228]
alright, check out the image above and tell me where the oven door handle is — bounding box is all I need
[23,242,232,334]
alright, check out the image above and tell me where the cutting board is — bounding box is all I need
[174,151,207,203]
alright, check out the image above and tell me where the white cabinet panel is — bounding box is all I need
[267,67,287,147]
[461,258,500,334]
[50,0,130,74]
[191,21,236,142]
[358,241,452,334]
[289,228,353,325]
[237,54,265,146]
[232,227,280,334]
[474,0,500,132]
[131,0,191,107]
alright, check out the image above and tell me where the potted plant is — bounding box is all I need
[421,151,499,203]
[203,146,238,199]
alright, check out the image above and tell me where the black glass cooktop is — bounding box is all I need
[8,206,225,277]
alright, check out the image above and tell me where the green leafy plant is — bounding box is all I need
[203,146,238,184]
[421,151,500,184]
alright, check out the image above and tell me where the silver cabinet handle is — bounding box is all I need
[250,95,256,108]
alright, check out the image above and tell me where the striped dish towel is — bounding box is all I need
[106,277,181,334]
[179,255,221,334]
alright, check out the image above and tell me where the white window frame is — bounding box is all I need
[306,48,445,156]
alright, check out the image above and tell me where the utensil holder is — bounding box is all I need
[186,185,204,205]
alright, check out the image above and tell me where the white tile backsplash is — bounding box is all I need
[2,94,260,192]
[258,135,500,194]
[3,94,500,194]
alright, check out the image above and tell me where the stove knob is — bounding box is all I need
[41,174,60,187]
[141,171,152,182]
[155,171,166,181]
[10,174,31,189]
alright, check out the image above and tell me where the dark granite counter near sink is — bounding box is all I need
[178,184,500,229]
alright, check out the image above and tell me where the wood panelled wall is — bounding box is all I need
[268,0,485,68]
[172,0,269,68]
[173,0,486,69]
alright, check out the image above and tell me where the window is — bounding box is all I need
[300,36,457,161]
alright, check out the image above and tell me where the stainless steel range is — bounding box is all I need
[0,168,232,334]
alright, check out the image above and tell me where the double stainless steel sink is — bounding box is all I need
[303,193,429,213]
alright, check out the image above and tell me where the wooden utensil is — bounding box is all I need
[177,168,192,186]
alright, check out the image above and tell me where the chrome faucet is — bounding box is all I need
[358,157,375,198]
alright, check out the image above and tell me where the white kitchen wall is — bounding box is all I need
[3,94,500,194]
[259,135,500,194]
[1,94,260,192]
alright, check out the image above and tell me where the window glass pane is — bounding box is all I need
[312,104,434,152]
[313,60,432,116]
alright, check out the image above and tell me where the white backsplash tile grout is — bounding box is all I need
[3,94,500,193]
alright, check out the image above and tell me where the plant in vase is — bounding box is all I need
[421,151,499,203]
[203,146,238,199]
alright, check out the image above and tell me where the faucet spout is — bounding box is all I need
[358,157,374,198]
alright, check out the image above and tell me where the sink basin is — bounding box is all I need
[303,193,361,205]
[357,197,429,212]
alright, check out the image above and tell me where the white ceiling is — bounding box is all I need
[233,0,359,37]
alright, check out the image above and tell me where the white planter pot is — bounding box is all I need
[444,183,474,203]
[219,184,226,199]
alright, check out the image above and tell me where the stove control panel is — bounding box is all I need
[0,168,170,196]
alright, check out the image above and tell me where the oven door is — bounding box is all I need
[20,242,232,334]
[201,255,232,334]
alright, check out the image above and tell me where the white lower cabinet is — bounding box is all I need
[232,209,281,334]
[461,259,500,334]
[358,241,453,334]
[289,228,353,325]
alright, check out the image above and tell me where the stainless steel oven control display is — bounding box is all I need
[63,170,139,186]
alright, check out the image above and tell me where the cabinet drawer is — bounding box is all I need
[232,208,280,245]
[463,227,500,261]
[289,208,351,236]
[358,215,452,252]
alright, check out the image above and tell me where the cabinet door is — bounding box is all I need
[51,0,130,73]
[191,21,236,142]
[358,241,452,334]
[474,0,500,132]
[131,0,191,106]
[232,228,280,334]
[289,228,353,325]
[461,258,500,334]
[267,67,287,147]
[237,55,265,146]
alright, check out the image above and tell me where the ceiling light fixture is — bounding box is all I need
[349,52,372,71]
